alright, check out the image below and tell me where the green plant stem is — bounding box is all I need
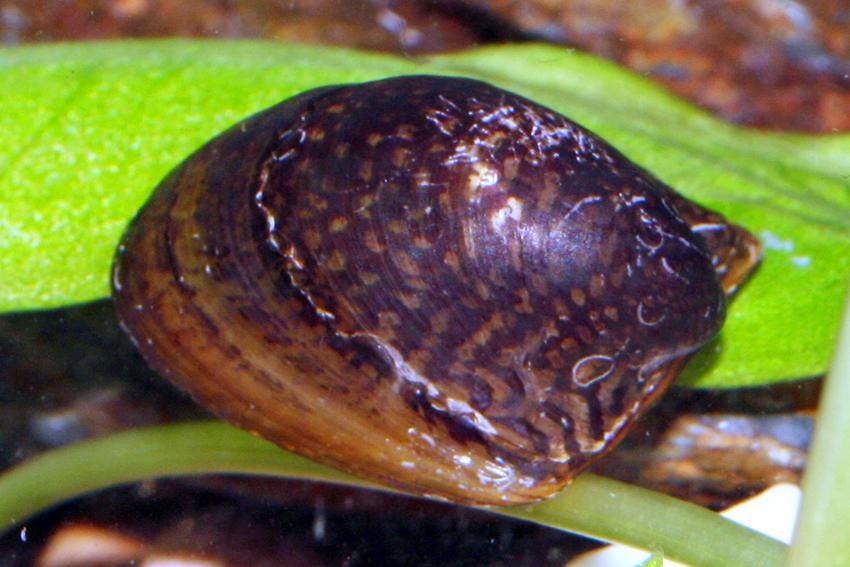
[787,285,850,565]
[0,421,786,566]
[0,422,364,528]
[505,475,785,566]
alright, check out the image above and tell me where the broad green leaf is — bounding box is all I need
[1,40,849,388]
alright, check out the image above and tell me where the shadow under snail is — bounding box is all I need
[112,75,761,506]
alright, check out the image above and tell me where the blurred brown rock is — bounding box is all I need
[4,1,847,131]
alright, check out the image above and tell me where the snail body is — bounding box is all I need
[113,75,760,505]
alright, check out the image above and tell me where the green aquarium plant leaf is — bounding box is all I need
[0,421,787,567]
[1,40,849,388]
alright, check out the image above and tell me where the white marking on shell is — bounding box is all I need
[445,143,477,166]
[255,166,285,253]
[369,336,500,437]
[446,398,499,436]
[112,265,123,292]
[690,221,729,233]
[478,104,521,131]
[467,158,500,199]
[594,398,638,452]
[661,256,690,284]
[562,195,604,223]
[453,454,473,467]
[622,194,647,207]
[490,197,523,232]
[571,354,615,387]
[284,243,304,270]
[636,232,664,253]
[476,460,517,491]
[637,300,664,326]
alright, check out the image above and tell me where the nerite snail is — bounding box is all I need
[112,75,760,506]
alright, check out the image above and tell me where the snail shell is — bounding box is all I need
[112,75,760,505]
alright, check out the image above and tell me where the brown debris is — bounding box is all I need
[4,1,846,131]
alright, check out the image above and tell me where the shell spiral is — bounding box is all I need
[113,75,760,505]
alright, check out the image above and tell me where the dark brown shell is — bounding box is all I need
[112,75,760,505]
